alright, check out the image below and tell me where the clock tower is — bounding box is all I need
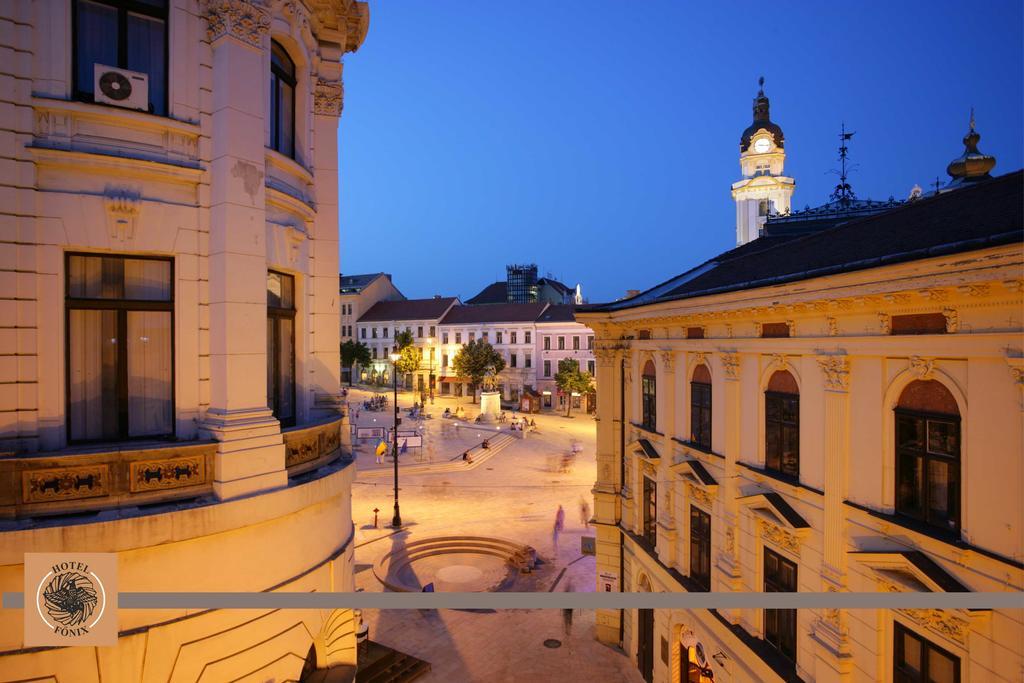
[731,78,795,245]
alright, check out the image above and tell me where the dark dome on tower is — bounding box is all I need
[740,77,785,152]
[946,109,996,188]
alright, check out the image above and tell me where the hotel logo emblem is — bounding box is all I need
[24,553,118,646]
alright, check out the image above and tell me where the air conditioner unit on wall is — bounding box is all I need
[93,64,149,112]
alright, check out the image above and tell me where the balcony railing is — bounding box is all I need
[0,416,348,519]
[1,440,217,519]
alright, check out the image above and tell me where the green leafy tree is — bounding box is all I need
[451,339,505,403]
[555,358,594,417]
[394,344,420,387]
[394,329,414,350]
[340,339,371,387]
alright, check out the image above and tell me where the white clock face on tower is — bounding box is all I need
[753,138,771,154]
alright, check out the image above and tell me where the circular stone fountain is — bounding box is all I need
[373,536,539,592]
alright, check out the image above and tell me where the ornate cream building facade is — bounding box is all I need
[579,166,1023,682]
[0,0,368,679]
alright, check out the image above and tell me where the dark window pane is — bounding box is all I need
[926,420,958,456]
[124,259,171,300]
[278,79,294,156]
[927,647,956,683]
[897,453,924,517]
[268,272,283,307]
[127,13,166,114]
[76,1,118,98]
[927,459,954,528]
[898,415,925,450]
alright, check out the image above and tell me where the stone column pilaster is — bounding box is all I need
[656,350,677,563]
[718,353,743,617]
[594,343,624,645]
[812,355,853,681]
[200,0,287,500]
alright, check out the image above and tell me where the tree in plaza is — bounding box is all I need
[394,344,420,389]
[451,339,505,403]
[554,358,594,418]
[394,329,414,350]
[340,339,371,387]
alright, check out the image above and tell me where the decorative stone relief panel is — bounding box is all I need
[23,466,109,503]
[314,78,344,116]
[686,482,713,508]
[817,356,850,392]
[130,457,206,492]
[757,517,800,554]
[879,580,970,645]
[204,0,271,48]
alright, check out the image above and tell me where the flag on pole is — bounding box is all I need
[400,438,408,454]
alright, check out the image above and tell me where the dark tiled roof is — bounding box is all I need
[339,272,386,293]
[535,304,577,323]
[440,303,549,324]
[466,281,507,304]
[583,171,1023,312]
[357,297,457,322]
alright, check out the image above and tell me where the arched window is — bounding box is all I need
[270,40,296,157]
[641,360,657,432]
[765,370,799,478]
[895,380,960,534]
[690,364,712,450]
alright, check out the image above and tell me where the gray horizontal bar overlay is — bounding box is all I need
[5,592,1023,610]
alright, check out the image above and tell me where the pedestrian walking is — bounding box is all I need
[552,504,565,554]
[562,578,575,639]
[374,439,387,464]
[579,497,591,528]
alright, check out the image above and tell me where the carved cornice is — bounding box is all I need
[204,0,271,48]
[314,78,344,116]
[908,356,936,380]
[817,355,850,392]
[918,288,950,303]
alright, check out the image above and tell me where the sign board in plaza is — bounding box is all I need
[356,427,384,440]
[581,536,596,556]
[598,570,619,593]
[387,433,423,448]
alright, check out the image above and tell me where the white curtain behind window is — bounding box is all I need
[127,311,172,436]
[69,309,118,440]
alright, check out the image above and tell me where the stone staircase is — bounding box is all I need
[360,432,516,477]
[373,535,539,592]
[355,640,431,683]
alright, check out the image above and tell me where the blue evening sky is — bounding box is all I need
[338,2,1023,304]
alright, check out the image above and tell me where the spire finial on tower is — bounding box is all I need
[969,106,976,132]
[758,75,764,93]
[946,107,995,185]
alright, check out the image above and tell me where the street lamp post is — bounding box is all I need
[389,351,402,528]
[426,337,435,404]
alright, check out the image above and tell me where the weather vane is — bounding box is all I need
[829,122,858,205]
